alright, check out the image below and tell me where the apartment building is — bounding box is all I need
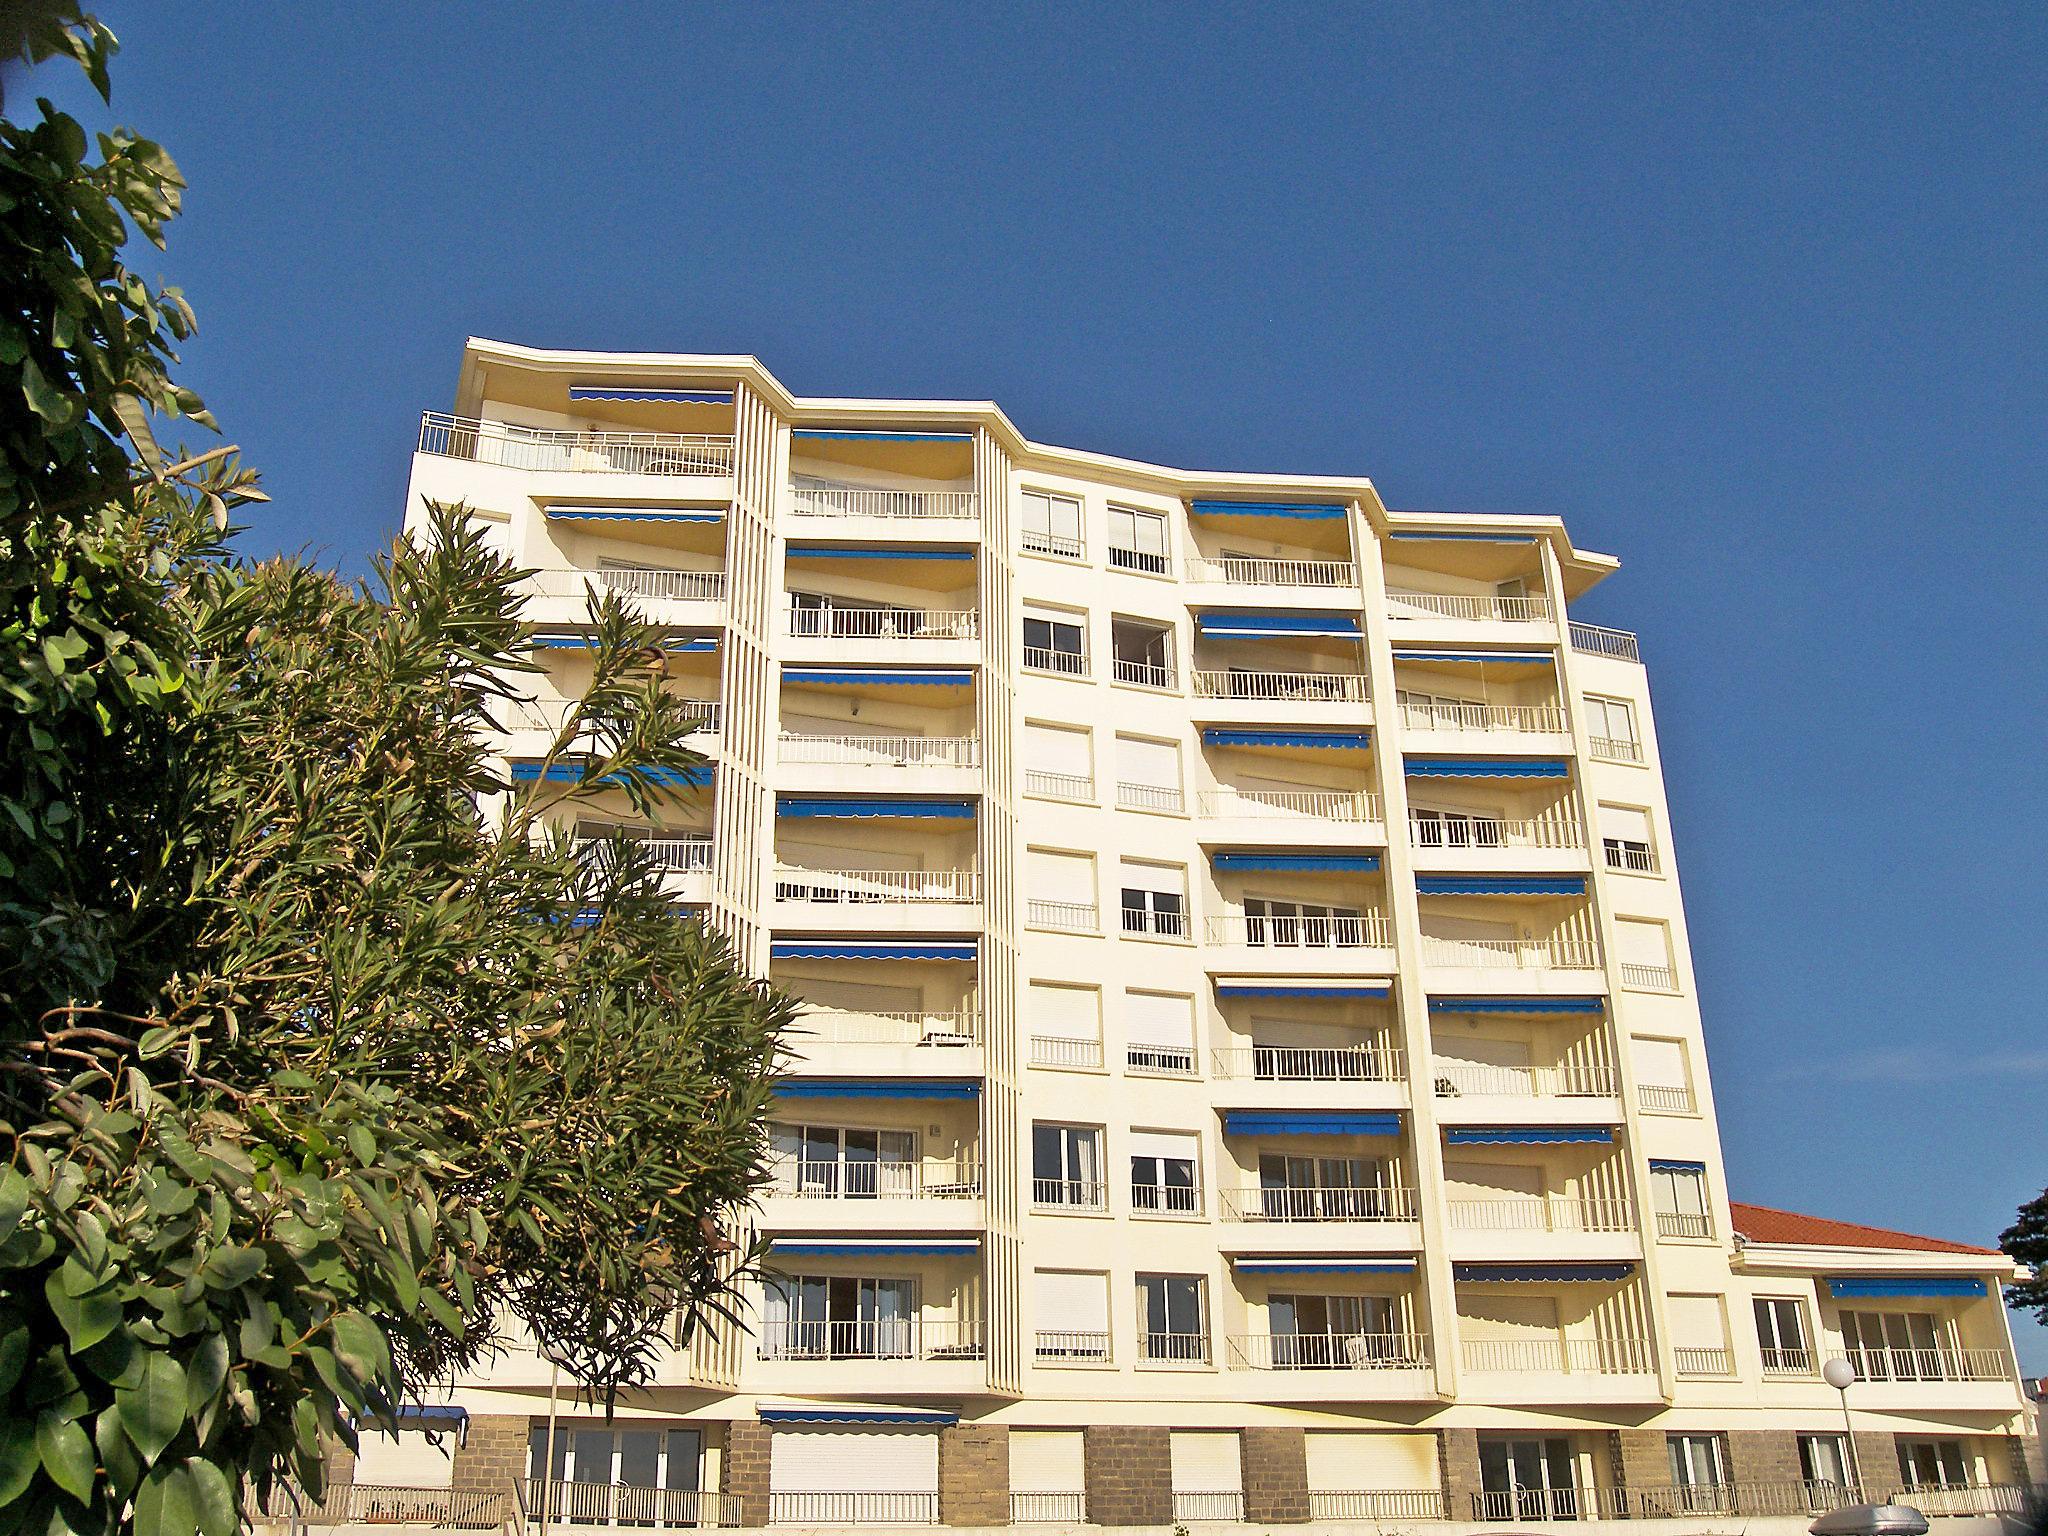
[370,339,2039,1531]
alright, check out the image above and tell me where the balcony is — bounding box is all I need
[1023,768,1094,802]
[796,1006,977,1048]
[1023,643,1089,678]
[1638,1082,1695,1114]
[764,1158,981,1205]
[1387,588,1551,625]
[777,732,979,796]
[1027,898,1098,934]
[1569,621,1641,663]
[1420,933,1603,977]
[1433,1063,1619,1101]
[753,1316,984,1395]
[1029,1035,1105,1071]
[784,602,978,666]
[1448,1196,1635,1234]
[1126,1042,1198,1078]
[1031,1177,1108,1213]
[1198,786,1383,843]
[1191,670,1370,723]
[1219,1184,1419,1223]
[1461,1336,1653,1376]
[1227,1331,1430,1372]
[787,479,978,524]
[574,832,712,904]
[773,866,980,932]
[769,1491,939,1526]
[1619,960,1678,992]
[1188,555,1359,595]
[1011,1492,1086,1524]
[1117,781,1186,814]
[1212,1045,1404,1084]
[1885,1485,2041,1517]
[1035,1330,1112,1364]
[1207,910,1395,975]
[419,411,735,478]
[501,696,721,763]
[1673,1345,1735,1377]
[1469,1485,1634,1521]
[1632,1482,1865,1520]
[1399,697,1567,741]
[1138,1331,1211,1367]
[522,565,725,628]
[1824,1346,2015,1384]
[1312,1492,1450,1522]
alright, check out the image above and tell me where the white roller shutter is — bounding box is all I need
[1127,1129,1199,1165]
[353,1429,455,1489]
[1117,735,1181,790]
[1125,992,1193,1048]
[1010,1430,1085,1493]
[1432,1034,1531,1069]
[1118,859,1181,901]
[1023,722,1092,776]
[800,978,922,1016]
[1598,804,1652,844]
[1027,849,1095,904]
[1457,1293,1558,1340]
[1442,1160,1543,1197]
[1304,1431,1438,1492]
[1033,1271,1109,1333]
[770,1428,939,1494]
[1170,1431,1242,1493]
[1665,1294,1728,1350]
[1614,917,1671,967]
[1029,984,1100,1041]
[1631,1036,1689,1089]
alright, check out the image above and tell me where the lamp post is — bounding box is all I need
[1822,1355,1866,1498]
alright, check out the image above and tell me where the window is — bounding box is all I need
[1797,1434,1853,1494]
[1026,848,1097,931]
[761,1274,916,1359]
[1665,1295,1732,1377]
[1031,1123,1104,1209]
[1136,1273,1209,1363]
[1650,1161,1711,1239]
[1033,1271,1111,1362]
[1116,734,1183,813]
[1021,490,1084,558]
[1754,1297,1813,1375]
[1614,917,1676,990]
[1129,1130,1200,1214]
[1896,1440,1971,1491]
[1584,694,1640,761]
[1028,982,1103,1070]
[1267,1294,1398,1367]
[769,1122,918,1198]
[1255,1154,1394,1221]
[1667,1435,1728,1506]
[1243,896,1366,948]
[528,1426,701,1499]
[1169,1431,1242,1522]
[1119,860,1188,939]
[1598,803,1658,873]
[1412,804,1506,849]
[1840,1310,1950,1381]
[1023,610,1088,675]
[1631,1036,1694,1113]
[1022,720,1094,801]
[1476,1436,1578,1522]
[1108,506,1170,574]
[1125,991,1196,1075]
[1110,618,1176,689]
[789,589,926,640]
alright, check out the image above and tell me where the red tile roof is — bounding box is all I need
[1730,1201,2001,1257]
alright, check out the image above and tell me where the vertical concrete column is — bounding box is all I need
[1241,1427,1310,1523]
[450,1415,530,1497]
[940,1424,1010,1526]
[720,1422,771,1529]
[1083,1425,1172,1526]
[1438,1429,1483,1520]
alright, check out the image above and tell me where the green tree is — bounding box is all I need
[1,14,789,1536]
[2000,1191,2048,1324]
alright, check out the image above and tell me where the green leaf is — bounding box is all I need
[326,1311,387,1385]
[0,1418,35,1507]
[36,1411,94,1503]
[134,1459,199,1536]
[111,390,164,475]
[345,1123,376,1166]
[44,1267,121,1351]
[185,1458,236,1536]
[197,1247,262,1290]
[20,355,78,425]
[114,1350,186,1465]
[96,1406,141,1499]
[183,1335,227,1418]
[0,1166,28,1242]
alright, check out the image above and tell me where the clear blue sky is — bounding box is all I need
[34,4,2046,1365]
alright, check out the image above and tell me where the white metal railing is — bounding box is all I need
[1760,1346,1816,1376]
[1603,842,1660,873]
[1192,669,1368,703]
[766,1159,981,1200]
[1112,658,1177,689]
[1010,1492,1086,1523]
[1570,621,1641,662]
[1674,1345,1735,1376]
[1410,813,1585,850]
[1399,699,1567,735]
[1207,912,1393,950]
[288,1485,510,1527]
[756,1318,982,1362]
[1023,644,1088,676]
[1227,1332,1430,1370]
[1888,1485,2040,1516]
[1638,1082,1695,1113]
[786,482,977,521]
[1022,769,1093,800]
[1311,1491,1451,1522]
[1657,1210,1713,1239]
[1189,556,1358,588]
[1034,1331,1111,1362]
[778,733,979,768]
[1826,1346,2015,1383]
[1022,528,1084,559]
[1199,786,1382,823]
[1130,1182,1203,1215]
[1472,1485,1635,1521]
[1589,734,1644,763]
[1387,589,1552,623]
[419,412,734,476]
[1432,1062,1619,1098]
[525,1479,739,1529]
[797,1007,978,1046]
[787,605,977,641]
[773,867,980,904]
[1220,1185,1418,1223]
[505,696,722,741]
[1117,781,1185,813]
[1171,1492,1242,1522]
[1619,961,1677,991]
[1635,1482,1867,1519]
[1120,907,1190,940]
[596,566,724,604]
[1421,935,1603,970]
[1108,545,1169,575]
[1125,1043,1197,1076]
[1461,1337,1653,1374]
[1029,1035,1104,1069]
[1140,1332,1212,1365]
[1027,899,1097,932]
[575,834,713,874]
[1448,1196,1636,1232]
[767,1491,939,1526]
[1032,1177,1107,1210]
[1210,1045,1405,1083]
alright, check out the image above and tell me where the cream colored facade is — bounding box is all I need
[389,339,2037,1529]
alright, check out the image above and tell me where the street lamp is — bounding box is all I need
[1822,1355,1866,1496]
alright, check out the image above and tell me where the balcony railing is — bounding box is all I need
[1220,1185,1418,1223]
[1603,841,1660,873]
[1432,1062,1618,1099]
[1673,1345,1735,1376]
[1022,768,1093,801]
[1227,1332,1430,1371]
[1126,1044,1197,1077]
[1312,1491,1450,1522]
[768,1492,939,1526]
[767,1160,981,1200]
[507,696,722,742]
[1447,1196,1636,1233]
[1208,912,1394,950]
[756,1318,982,1362]
[1023,644,1088,676]
[1010,1493,1086,1524]
[278,1484,512,1527]
[1029,1035,1104,1070]
[1471,1485,1634,1521]
[778,733,979,768]
[1139,1332,1211,1365]
[1399,699,1566,735]
[595,566,725,604]
[1825,1346,2015,1383]
[1192,669,1368,703]
[774,867,979,904]
[1388,589,1552,623]
[1035,1330,1111,1363]
[1117,781,1185,814]
[419,412,735,476]
[1760,1345,1816,1377]
[1189,556,1358,588]
[1111,658,1177,689]
[1635,1481,1865,1519]
[1200,787,1382,823]
[1888,1485,2043,1517]
[1619,961,1677,991]
[1211,1045,1405,1083]
[526,1479,741,1529]
[1461,1336,1653,1375]
[1410,813,1585,850]
[787,606,977,640]
[1031,1177,1107,1211]
[1021,528,1084,559]
[1421,935,1602,971]
[1108,545,1169,575]
[575,834,713,874]
[1027,899,1097,932]
[1638,1082,1695,1114]
[1171,1492,1241,1522]
[797,1007,978,1047]
[786,481,977,521]
[1569,621,1641,662]
[1590,734,1644,763]
[1656,1210,1713,1239]
[1121,907,1190,940]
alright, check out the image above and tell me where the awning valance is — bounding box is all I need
[1646,1159,1705,1174]
[1824,1276,1987,1300]
[1197,612,1362,639]
[543,506,725,524]
[509,760,713,789]
[1213,852,1381,873]
[770,939,976,962]
[1454,1262,1634,1284]
[759,1406,958,1426]
[1190,499,1347,521]
[570,386,733,404]
[1232,1258,1416,1275]
[1393,649,1552,665]
[1444,1127,1614,1146]
[531,632,718,653]
[1202,727,1370,751]
[784,667,973,688]
[1430,996,1605,1016]
[770,1238,980,1257]
[1415,875,1587,897]
[1223,1111,1401,1138]
[776,1079,980,1101]
[777,797,975,820]
[1406,757,1570,780]
[785,545,975,562]
[1217,982,1391,1000]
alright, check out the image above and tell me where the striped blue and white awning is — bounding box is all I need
[1429,996,1605,1015]
[1201,727,1370,751]
[1415,875,1587,898]
[785,544,975,562]
[1217,982,1391,1000]
[1190,500,1347,522]
[777,797,975,820]
[543,505,725,524]
[1445,1126,1613,1146]
[1454,1262,1634,1284]
[1406,757,1570,780]
[770,939,976,962]
[1824,1276,1987,1300]
[784,667,973,688]
[508,760,713,789]
[1232,1258,1416,1275]
[759,1406,958,1427]
[776,1079,980,1101]
[1393,649,1553,666]
[1223,1111,1401,1138]
[1213,852,1381,873]
[570,386,734,404]
[1197,612,1362,639]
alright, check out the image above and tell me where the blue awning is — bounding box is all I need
[776,1079,980,1101]
[1190,499,1347,521]
[1202,727,1370,751]
[1393,649,1553,665]
[1416,875,1587,897]
[786,544,975,562]
[1445,1127,1613,1146]
[1430,996,1605,1016]
[792,429,972,442]
[770,1239,980,1257]
[1388,531,1537,544]
[1232,1259,1416,1275]
[1213,852,1381,873]
[509,760,714,789]
[777,797,975,820]
[1825,1276,1987,1300]
[543,506,725,524]
[759,1407,959,1427]
[771,939,977,962]
[1197,612,1362,639]
[1455,1262,1634,1284]
[1223,1111,1401,1138]
[531,632,719,653]
[784,667,974,688]
[1646,1159,1705,1174]
[1406,757,1570,779]
[362,1405,468,1429]
[570,386,733,404]
[1217,983,1391,1000]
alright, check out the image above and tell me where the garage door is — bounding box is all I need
[770,1428,940,1524]
[1304,1431,1441,1519]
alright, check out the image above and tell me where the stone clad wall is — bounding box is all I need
[450,1415,529,1497]
[939,1424,1010,1526]
[720,1422,770,1529]
[1082,1425,1171,1526]
[1241,1427,1309,1523]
